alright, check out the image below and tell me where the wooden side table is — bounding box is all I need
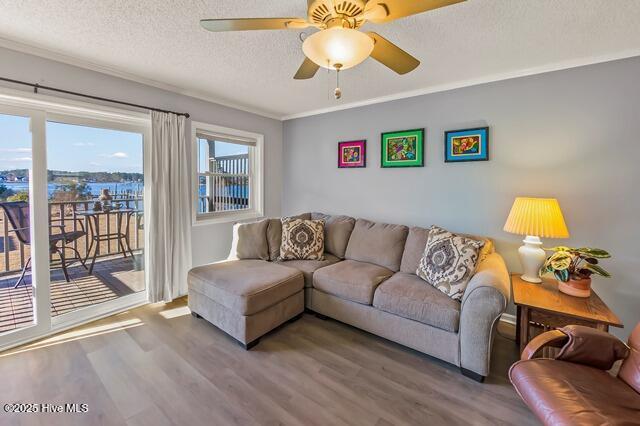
[512,274,623,354]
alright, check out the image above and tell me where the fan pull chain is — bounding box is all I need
[334,64,342,100]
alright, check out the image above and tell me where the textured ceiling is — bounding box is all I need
[0,0,639,118]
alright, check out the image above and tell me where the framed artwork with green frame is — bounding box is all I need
[381,128,424,168]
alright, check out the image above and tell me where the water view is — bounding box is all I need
[1,181,143,198]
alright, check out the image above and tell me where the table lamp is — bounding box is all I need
[503,197,569,283]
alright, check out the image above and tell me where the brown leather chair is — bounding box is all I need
[509,323,640,425]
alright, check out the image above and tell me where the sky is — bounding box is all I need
[197,138,248,173]
[1,113,248,175]
[0,113,143,173]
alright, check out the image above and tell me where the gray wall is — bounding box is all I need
[283,56,640,339]
[0,46,283,269]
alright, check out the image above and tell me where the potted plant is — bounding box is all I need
[541,246,611,298]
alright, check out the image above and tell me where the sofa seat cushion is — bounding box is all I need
[373,273,461,332]
[509,359,640,426]
[188,260,303,316]
[313,260,393,305]
[276,254,341,288]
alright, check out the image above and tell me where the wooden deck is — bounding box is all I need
[0,254,144,334]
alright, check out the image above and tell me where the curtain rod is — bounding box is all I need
[0,76,190,118]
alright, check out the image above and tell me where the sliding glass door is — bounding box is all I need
[0,100,149,349]
[46,116,146,325]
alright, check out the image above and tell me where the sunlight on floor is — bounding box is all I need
[159,305,192,319]
[1,317,144,357]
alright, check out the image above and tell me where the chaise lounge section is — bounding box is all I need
[188,260,304,349]
[188,213,510,381]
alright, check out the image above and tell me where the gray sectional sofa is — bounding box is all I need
[188,212,510,382]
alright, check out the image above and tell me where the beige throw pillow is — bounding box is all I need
[416,226,484,301]
[279,217,325,261]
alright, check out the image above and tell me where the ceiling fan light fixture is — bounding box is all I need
[302,27,374,70]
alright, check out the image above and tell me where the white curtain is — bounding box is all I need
[148,111,192,302]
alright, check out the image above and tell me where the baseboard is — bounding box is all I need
[500,313,517,325]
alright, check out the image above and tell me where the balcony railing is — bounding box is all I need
[198,154,250,214]
[0,195,143,276]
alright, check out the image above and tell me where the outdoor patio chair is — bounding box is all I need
[0,201,87,288]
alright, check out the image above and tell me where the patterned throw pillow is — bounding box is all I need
[416,226,485,301]
[279,218,325,261]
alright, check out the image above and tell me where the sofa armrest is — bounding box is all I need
[459,253,510,377]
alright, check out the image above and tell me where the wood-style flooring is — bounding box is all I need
[0,297,538,426]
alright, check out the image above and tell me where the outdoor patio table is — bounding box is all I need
[75,208,138,274]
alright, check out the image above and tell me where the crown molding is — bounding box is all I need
[2,36,639,122]
[282,49,640,121]
[0,37,282,120]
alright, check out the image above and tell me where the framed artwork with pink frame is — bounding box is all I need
[338,140,366,168]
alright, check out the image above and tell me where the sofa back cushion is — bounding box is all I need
[311,212,355,259]
[228,219,270,260]
[400,226,495,274]
[267,213,311,261]
[345,219,408,271]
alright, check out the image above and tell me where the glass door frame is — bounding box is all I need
[0,87,151,351]
[0,104,51,347]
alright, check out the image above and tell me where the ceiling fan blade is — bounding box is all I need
[364,0,465,23]
[200,18,310,32]
[367,32,420,75]
[294,57,320,80]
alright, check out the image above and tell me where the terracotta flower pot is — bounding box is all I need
[558,276,592,298]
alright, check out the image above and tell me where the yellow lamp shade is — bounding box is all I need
[503,197,569,238]
[302,27,374,70]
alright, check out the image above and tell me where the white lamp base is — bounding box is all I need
[518,236,546,283]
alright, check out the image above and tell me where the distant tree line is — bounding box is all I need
[0,182,93,202]
[1,170,142,203]
[0,169,143,183]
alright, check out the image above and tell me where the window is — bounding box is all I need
[192,122,263,224]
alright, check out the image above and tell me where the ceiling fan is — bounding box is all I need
[201,1,465,76]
